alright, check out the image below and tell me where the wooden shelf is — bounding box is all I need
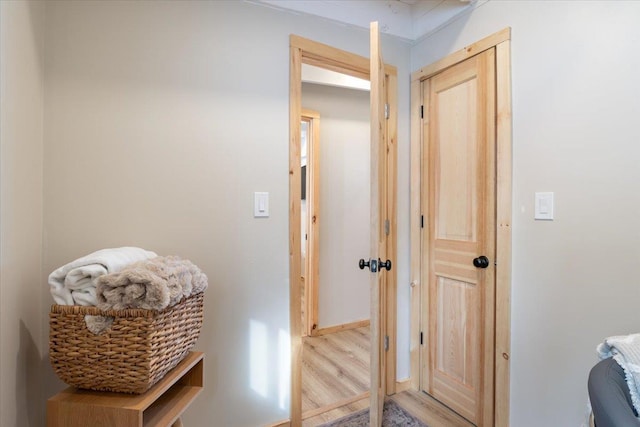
[143,385,201,427]
[47,351,204,427]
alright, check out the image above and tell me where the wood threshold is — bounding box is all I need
[313,319,369,336]
[391,389,475,427]
[302,392,370,420]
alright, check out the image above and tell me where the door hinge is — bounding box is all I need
[384,103,389,120]
[420,215,424,228]
[384,219,390,236]
[384,335,389,352]
[420,332,423,345]
[420,105,424,119]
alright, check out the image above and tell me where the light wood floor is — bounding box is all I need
[299,326,474,427]
[302,327,370,426]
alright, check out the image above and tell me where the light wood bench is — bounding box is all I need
[47,351,204,427]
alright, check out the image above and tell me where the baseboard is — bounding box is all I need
[264,420,289,427]
[395,378,412,393]
[313,319,370,336]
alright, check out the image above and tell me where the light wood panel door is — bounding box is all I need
[420,49,496,426]
[369,21,387,427]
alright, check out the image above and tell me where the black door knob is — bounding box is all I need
[378,259,392,271]
[359,259,370,270]
[473,256,490,269]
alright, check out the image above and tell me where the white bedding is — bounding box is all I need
[48,247,157,306]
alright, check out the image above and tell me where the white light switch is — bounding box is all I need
[254,192,269,217]
[534,192,554,220]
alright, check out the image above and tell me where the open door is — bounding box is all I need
[290,31,397,427]
[369,21,387,426]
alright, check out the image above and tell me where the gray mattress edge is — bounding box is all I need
[588,357,640,427]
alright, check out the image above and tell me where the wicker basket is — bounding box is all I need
[49,292,204,394]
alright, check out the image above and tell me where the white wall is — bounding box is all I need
[412,1,640,425]
[42,2,411,426]
[302,64,370,91]
[302,82,370,328]
[0,1,46,426]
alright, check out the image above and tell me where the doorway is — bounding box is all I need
[299,80,371,339]
[299,72,372,424]
[289,33,398,426]
[410,28,512,427]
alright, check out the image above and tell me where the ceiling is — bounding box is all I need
[253,0,485,42]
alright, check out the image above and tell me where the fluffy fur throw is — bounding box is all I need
[95,255,208,311]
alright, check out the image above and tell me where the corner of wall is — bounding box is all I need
[0,1,46,425]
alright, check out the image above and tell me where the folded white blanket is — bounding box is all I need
[48,247,157,306]
[597,333,640,416]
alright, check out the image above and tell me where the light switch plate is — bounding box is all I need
[254,192,269,217]
[534,192,554,220]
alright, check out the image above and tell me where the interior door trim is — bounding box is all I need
[409,27,512,427]
[289,35,398,426]
[300,109,320,337]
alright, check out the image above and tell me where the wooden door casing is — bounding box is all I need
[301,110,320,338]
[421,48,496,426]
[410,28,512,427]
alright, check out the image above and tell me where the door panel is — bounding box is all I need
[433,276,478,422]
[421,49,496,426]
[434,78,478,242]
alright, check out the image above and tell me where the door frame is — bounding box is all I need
[289,34,398,425]
[300,109,320,337]
[409,27,512,427]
